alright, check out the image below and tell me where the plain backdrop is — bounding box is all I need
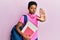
[0,0,60,40]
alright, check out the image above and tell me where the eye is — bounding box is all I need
[35,7,37,9]
[31,7,33,9]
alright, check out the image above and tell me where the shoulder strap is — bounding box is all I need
[20,15,27,30]
[23,15,27,26]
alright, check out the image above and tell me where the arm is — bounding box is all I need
[16,22,24,37]
[16,22,30,40]
[37,8,46,22]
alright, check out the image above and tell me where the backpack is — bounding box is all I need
[10,15,27,40]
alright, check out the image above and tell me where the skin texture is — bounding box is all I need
[16,5,46,40]
[29,5,37,14]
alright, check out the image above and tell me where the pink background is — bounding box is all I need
[0,0,60,40]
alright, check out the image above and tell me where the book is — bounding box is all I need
[21,20,38,40]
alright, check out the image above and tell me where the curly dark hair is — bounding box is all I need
[28,1,37,9]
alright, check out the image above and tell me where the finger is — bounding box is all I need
[40,8,43,13]
[40,8,43,10]
[40,9,45,14]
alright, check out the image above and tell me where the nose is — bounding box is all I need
[33,9,36,12]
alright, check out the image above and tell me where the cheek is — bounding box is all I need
[34,9,36,11]
[30,9,34,12]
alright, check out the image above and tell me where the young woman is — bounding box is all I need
[16,1,46,40]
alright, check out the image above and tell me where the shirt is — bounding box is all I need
[19,13,38,27]
[19,13,38,40]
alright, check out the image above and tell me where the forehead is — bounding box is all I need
[30,5,37,8]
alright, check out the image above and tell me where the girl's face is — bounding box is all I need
[29,5,37,14]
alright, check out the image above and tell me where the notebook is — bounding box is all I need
[21,20,38,40]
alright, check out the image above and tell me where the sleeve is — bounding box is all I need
[19,16,24,24]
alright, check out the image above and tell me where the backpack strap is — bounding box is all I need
[23,15,27,26]
[20,15,28,30]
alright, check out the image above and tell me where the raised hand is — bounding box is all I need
[37,8,46,22]
[40,8,45,17]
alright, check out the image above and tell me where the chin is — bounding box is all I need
[32,12,35,14]
[30,12,35,14]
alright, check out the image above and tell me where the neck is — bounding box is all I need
[29,12,35,15]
